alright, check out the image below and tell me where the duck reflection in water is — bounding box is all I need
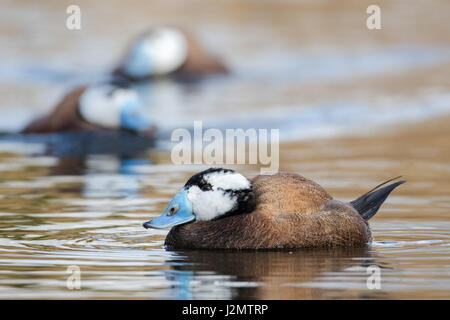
[34,129,158,199]
[51,155,152,199]
[161,247,390,299]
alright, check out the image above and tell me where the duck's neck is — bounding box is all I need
[218,188,257,219]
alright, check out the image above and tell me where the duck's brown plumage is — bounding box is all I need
[176,30,228,76]
[21,86,97,134]
[165,172,372,250]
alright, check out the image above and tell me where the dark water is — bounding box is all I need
[0,0,449,299]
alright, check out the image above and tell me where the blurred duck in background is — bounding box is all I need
[113,26,228,81]
[21,26,226,135]
[21,82,155,135]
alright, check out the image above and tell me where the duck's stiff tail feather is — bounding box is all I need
[351,177,406,220]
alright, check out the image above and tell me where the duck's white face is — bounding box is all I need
[185,169,252,221]
[143,168,255,229]
[79,84,153,132]
[121,27,188,78]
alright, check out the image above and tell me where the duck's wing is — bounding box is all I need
[251,172,332,218]
[250,173,371,248]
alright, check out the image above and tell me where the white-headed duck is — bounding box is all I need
[143,168,405,249]
[21,83,156,135]
[113,26,228,81]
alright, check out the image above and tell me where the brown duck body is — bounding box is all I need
[21,86,96,134]
[176,30,228,77]
[165,172,371,250]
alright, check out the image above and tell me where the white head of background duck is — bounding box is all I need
[143,168,405,250]
[113,26,228,81]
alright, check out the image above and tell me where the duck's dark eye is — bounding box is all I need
[200,183,212,191]
[167,204,178,216]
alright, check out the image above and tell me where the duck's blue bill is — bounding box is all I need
[121,100,153,132]
[143,190,194,229]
